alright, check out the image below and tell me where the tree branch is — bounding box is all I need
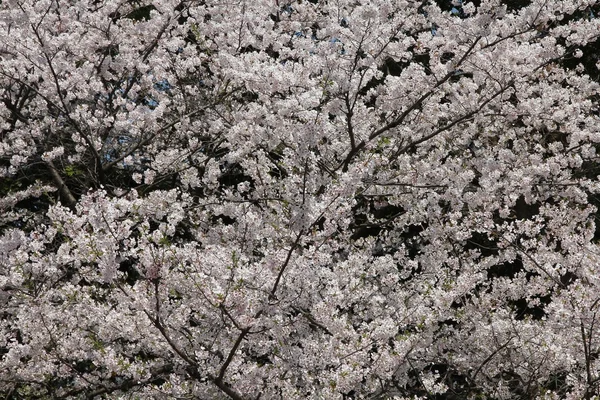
[46,160,77,208]
[391,80,513,158]
[339,36,482,171]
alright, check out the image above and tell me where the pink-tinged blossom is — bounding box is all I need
[1,0,600,398]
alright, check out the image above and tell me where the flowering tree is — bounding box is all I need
[1,0,600,398]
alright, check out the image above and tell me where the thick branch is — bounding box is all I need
[270,231,304,300]
[345,93,357,150]
[217,327,251,383]
[213,379,247,400]
[46,160,77,208]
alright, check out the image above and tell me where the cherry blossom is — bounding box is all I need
[1,0,600,398]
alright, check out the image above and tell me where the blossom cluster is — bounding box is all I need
[1,0,600,398]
